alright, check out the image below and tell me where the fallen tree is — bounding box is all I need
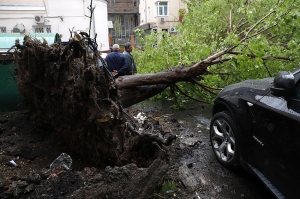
[12,31,225,168]
[10,21,274,168]
[11,1,297,168]
[10,33,232,173]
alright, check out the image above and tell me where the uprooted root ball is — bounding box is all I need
[14,35,176,168]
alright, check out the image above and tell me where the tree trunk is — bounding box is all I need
[119,84,168,108]
[116,64,208,90]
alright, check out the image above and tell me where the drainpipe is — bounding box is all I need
[145,0,147,22]
[43,0,48,16]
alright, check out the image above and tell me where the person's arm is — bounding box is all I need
[124,53,132,73]
[117,54,128,75]
[105,55,118,76]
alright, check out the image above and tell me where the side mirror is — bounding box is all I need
[271,71,295,97]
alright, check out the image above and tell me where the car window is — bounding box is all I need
[293,69,300,81]
[293,80,300,100]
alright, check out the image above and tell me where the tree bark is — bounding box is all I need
[119,84,168,108]
[116,64,209,90]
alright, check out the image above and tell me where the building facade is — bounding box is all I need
[0,0,110,51]
[107,0,140,46]
[137,0,186,33]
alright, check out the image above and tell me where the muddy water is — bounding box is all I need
[130,99,275,199]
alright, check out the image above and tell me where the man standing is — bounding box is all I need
[105,44,127,77]
[123,42,137,75]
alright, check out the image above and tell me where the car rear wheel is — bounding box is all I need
[210,111,240,169]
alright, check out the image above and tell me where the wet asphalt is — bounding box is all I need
[131,100,276,199]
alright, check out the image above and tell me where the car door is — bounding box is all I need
[249,90,300,198]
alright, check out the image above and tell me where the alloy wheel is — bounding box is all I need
[211,118,235,163]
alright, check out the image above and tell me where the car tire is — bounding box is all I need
[210,111,240,169]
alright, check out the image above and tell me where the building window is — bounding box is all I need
[155,2,168,16]
[32,25,51,33]
[110,0,115,7]
[0,27,6,33]
[134,0,137,7]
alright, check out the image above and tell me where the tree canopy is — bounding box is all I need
[133,0,300,105]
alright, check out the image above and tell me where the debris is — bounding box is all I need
[9,160,17,167]
[180,137,201,146]
[24,184,35,193]
[50,153,72,170]
[195,191,201,199]
[166,189,174,196]
[178,164,198,190]
[134,112,147,124]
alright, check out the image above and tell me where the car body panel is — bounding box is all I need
[250,95,300,198]
[211,71,300,198]
[212,78,273,164]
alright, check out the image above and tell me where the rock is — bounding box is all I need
[0,178,5,188]
[27,173,42,184]
[16,180,29,188]
[178,164,198,190]
[180,137,202,146]
[24,184,35,193]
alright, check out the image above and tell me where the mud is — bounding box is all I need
[0,100,275,199]
[0,106,205,199]
[130,100,276,199]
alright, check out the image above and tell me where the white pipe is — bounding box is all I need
[145,0,147,22]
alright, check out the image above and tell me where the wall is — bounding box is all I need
[138,0,186,31]
[107,0,139,13]
[0,63,25,113]
[107,0,139,46]
[0,0,110,51]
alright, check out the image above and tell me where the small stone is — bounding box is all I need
[24,184,35,193]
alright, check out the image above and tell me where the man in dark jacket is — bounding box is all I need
[123,42,137,75]
[105,44,127,77]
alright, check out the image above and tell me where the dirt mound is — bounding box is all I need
[0,110,200,199]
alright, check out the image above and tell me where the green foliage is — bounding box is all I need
[178,8,186,16]
[113,20,121,37]
[133,0,300,104]
[161,180,177,195]
[153,180,177,198]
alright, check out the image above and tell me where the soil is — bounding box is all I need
[0,108,214,199]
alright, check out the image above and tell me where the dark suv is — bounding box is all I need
[210,69,300,199]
